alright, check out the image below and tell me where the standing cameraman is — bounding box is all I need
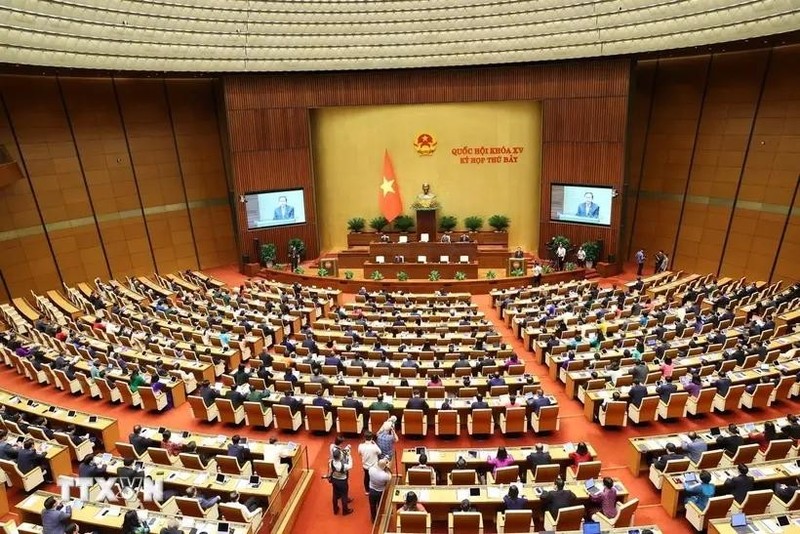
[368,457,392,522]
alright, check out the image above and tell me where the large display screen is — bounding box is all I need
[245,188,307,230]
[550,184,613,226]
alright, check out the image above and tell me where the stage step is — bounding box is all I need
[584,268,600,280]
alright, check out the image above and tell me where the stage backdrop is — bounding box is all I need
[311,101,542,253]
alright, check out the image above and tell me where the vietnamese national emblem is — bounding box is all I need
[413,133,437,156]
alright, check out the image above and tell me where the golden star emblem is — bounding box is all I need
[380,177,395,197]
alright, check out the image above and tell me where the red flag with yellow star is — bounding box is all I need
[379,150,403,222]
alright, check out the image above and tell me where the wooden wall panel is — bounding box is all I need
[621,60,657,260]
[223,60,631,264]
[0,74,234,300]
[629,56,710,260]
[773,195,800,284]
[673,50,769,273]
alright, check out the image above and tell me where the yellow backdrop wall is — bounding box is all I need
[311,101,542,253]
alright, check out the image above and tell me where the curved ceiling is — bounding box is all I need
[0,0,799,72]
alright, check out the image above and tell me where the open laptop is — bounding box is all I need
[730,513,748,533]
[582,522,601,534]
[584,479,601,496]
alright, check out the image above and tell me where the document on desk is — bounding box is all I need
[760,519,782,533]
[456,488,471,501]
[487,486,504,499]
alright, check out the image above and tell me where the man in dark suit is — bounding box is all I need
[470,395,489,410]
[775,481,800,504]
[78,455,108,478]
[312,390,333,413]
[17,438,46,475]
[575,192,600,219]
[653,443,686,471]
[405,390,430,415]
[129,425,159,457]
[628,380,648,408]
[226,435,251,464]
[198,381,220,408]
[226,387,247,409]
[655,377,678,403]
[782,414,800,441]
[273,196,295,220]
[232,364,252,387]
[342,390,364,416]
[716,424,744,457]
[723,464,754,504]
[527,389,552,414]
[540,478,577,519]
[0,429,17,461]
[630,361,648,384]
[117,457,145,489]
[279,390,302,415]
[526,444,552,477]
[713,372,732,396]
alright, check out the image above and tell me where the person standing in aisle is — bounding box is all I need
[326,447,353,516]
[368,457,392,522]
[358,432,381,495]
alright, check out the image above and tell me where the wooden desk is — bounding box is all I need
[364,262,480,280]
[0,388,119,451]
[369,242,479,262]
[136,276,175,302]
[626,416,790,476]
[5,432,72,480]
[12,297,40,323]
[647,274,701,299]
[390,481,628,522]
[46,290,82,320]
[661,458,798,517]
[708,511,800,534]
[17,491,250,534]
[399,443,596,479]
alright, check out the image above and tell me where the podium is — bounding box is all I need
[319,257,339,277]
[416,208,438,242]
[507,257,527,276]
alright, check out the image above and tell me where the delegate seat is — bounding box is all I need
[448,511,483,534]
[0,459,44,491]
[115,441,150,462]
[686,495,734,531]
[488,465,519,484]
[448,469,478,485]
[499,407,527,435]
[740,383,775,410]
[254,460,289,480]
[768,489,800,513]
[215,399,246,425]
[305,405,333,433]
[713,384,746,413]
[598,401,627,427]
[335,407,363,435]
[243,402,273,429]
[117,382,141,407]
[141,494,179,515]
[467,409,493,437]
[139,387,169,412]
[593,497,639,528]
[179,452,217,472]
[755,438,793,463]
[402,410,428,438]
[543,505,584,531]
[369,410,391,434]
[770,375,795,404]
[686,388,716,416]
[720,443,760,468]
[75,372,101,399]
[657,392,689,420]
[435,410,460,438]
[406,468,435,485]
[148,447,178,466]
[691,449,724,470]
[96,379,122,404]
[531,405,559,433]
[175,496,219,520]
[397,511,431,534]
[628,396,659,424]
[731,489,774,515]
[273,404,302,432]
[531,464,560,483]
[217,455,252,477]
[187,396,218,422]
[496,510,533,534]
[53,369,81,394]
[566,460,601,482]
[648,458,690,489]
[53,432,93,462]
[219,503,263,527]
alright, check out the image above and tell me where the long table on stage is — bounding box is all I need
[370,241,478,261]
[364,262,479,279]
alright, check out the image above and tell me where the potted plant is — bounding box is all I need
[485,271,497,279]
[580,240,602,269]
[397,271,409,281]
[370,270,384,281]
[541,264,554,275]
[369,216,389,232]
[464,216,484,232]
[294,267,305,274]
[564,262,577,271]
[393,215,414,233]
[344,270,354,280]
[439,215,458,232]
[454,271,466,281]
[511,268,525,277]
[259,243,277,267]
[488,214,510,232]
[428,270,441,281]
[317,267,330,277]
[347,217,366,233]
[288,238,305,257]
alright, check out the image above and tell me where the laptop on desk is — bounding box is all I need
[584,478,601,496]
[730,513,751,533]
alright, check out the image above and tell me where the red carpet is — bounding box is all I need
[3,264,795,534]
